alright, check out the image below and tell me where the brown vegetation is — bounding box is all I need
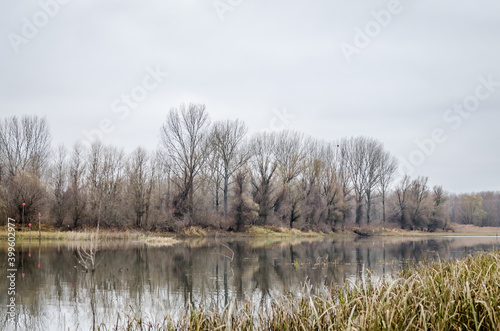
[1,113,499,234]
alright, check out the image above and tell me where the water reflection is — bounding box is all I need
[1,236,498,330]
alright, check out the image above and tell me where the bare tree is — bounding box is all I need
[362,139,384,225]
[8,170,46,225]
[300,139,322,229]
[68,144,87,228]
[287,184,304,229]
[0,115,51,178]
[341,137,364,225]
[274,131,306,185]
[160,104,210,217]
[428,186,447,231]
[249,132,277,224]
[231,168,258,231]
[395,175,411,228]
[334,141,352,229]
[378,152,398,224]
[274,131,306,227]
[409,176,429,229]
[341,137,367,225]
[126,147,155,228]
[99,145,124,227]
[318,142,345,230]
[341,137,386,225]
[204,144,223,213]
[87,141,104,227]
[86,141,126,228]
[155,150,172,215]
[50,145,69,227]
[209,119,249,217]
[394,176,443,230]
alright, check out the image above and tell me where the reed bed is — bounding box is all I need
[143,236,181,247]
[0,228,180,243]
[101,250,500,330]
[175,225,329,238]
[0,229,143,241]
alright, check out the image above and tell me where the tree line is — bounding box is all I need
[1,106,499,231]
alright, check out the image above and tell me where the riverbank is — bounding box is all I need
[0,224,336,242]
[372,223,500,237]
[1,223,498,242]
[112,250,500,330]
[0,226,181,246]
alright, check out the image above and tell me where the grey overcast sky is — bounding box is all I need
[1,0,499,193]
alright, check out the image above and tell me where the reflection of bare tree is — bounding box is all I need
[232,243,245,301]
[213,241,234,263]
[76,230,99,330]
[76,237,98,273]
[171,251,194,307]
[252,250,272,305]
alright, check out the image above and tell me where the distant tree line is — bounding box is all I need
[447,192,500,227]
[1,108,499,231]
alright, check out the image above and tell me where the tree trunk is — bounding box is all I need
[215,182,220,213]
[223,174,229,218]
[366,192,371,225]
[382,191,386,224]
[355,195,363,225]
[187,176,194,216]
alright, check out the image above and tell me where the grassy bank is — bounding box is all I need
[107,251,500,330]
[375,224,500,237]
[0,226,182,246]
[0,225,331,241]
[0,226,394,242]
[1,223,498,242]
[177,223,499,238]
[174,225,333,238]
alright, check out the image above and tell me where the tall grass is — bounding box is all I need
[0,229,143,241]
[0,227,179,243]
[102,251,500,330]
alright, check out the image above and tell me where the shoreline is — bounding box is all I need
[1,223,499,242]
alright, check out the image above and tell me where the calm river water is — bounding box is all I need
[1,235,499,330]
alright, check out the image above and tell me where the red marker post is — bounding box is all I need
[29,223,32,242]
